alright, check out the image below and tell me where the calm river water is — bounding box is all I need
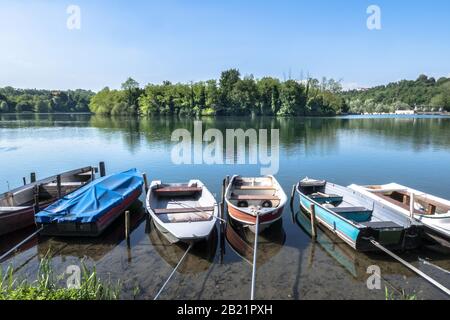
[0,113,449,299]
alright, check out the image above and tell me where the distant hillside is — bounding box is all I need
[341,75,450,113]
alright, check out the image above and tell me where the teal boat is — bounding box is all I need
[295,178,422,252]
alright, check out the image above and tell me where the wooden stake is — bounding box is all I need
[22,177,26,186]
[310,204,317,239]
[125,210,130,239]
[142,173,149,193]
[56,175,62,199]
[30,172,36,183]
[99,162,106,177]
[91,167,95,182]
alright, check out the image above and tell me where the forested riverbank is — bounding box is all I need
[1,71,449,117]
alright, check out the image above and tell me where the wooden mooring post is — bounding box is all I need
[22,177,26,186]
[125,210,131,240]
[142,173,149,193]
[56,175,62,199]
[99,162,106,177]
[309,204,317,239]
[30,172,36,183]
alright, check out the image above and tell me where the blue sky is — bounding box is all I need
[1,0,449,91]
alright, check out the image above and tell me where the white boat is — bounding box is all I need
[146,180,218,244]
[349,183,450,247]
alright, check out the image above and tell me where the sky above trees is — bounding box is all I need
[1,0,450,91]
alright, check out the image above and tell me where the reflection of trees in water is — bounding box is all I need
[2,114,450,153]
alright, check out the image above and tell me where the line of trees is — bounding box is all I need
[342,75,450,113]
[0,87,94,113]
[2,72,449,116]
[89,70,348,116]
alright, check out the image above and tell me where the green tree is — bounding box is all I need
[121,77,141,114]
[278,80,307,116]
[0,101,9,113]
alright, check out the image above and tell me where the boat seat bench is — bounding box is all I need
[330,207,370,213]
[230,195,279,201]
[234,186,276,190]
[155,186,202,194]
[311,193,343,203]
[154,206,214,214]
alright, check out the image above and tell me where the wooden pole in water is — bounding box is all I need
[91,167,95,182]
[142,173,149,193]
[30,172,36,183]
[290,184,296,223]
[250,213,260,300]
[22,177,26,186]
[409,192,415,218]
[56,175,62,199]
[99,162,106,177]
[125,210,130,239]
[309,204,317,239]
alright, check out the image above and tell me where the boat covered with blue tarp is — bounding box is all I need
[36,169,143,236]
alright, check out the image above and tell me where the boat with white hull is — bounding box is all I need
[146,180,218,244]
[349,183,450,248]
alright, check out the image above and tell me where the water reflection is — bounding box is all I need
[147,219,217,274]
[36,201,146,262]
[226,218,286,265]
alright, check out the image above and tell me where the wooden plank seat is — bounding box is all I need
[230,194,279,201]
[330,206,373,222]
[311,192,343,203]
[154,206,214,215]
[234,186,276,190]
[155,186,202,194]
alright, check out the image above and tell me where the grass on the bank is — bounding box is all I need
[0,258,120,300]
[385,286,417,300]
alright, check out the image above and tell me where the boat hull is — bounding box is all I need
[0,167,94,236]
[38,188,142,237]
[227,204,284,232]
[298,184,421,252]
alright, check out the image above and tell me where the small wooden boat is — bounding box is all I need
[225,175,287,233]
[146,180,218,244]
[296,178,422,252]
[35,169,143,237]
[349,183,450,248]
[0,166,95,236]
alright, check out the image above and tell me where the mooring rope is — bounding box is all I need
[153,242,193,300]
[0,226,44,262]
[370,239,450,296]
[250,213,260,300]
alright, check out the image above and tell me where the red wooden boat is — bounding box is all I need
[224,175,287,233]
[0,167,95,236]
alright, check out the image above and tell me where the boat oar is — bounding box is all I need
[169,200,227,224]
[371,239,450,297]
[250,212,260,300]
[154,243,193,300]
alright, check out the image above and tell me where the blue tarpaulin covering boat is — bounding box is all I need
[36,169,143,236]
